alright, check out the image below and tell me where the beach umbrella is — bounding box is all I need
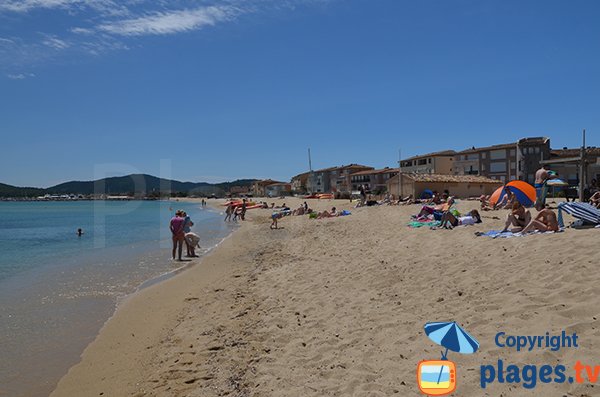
[546,179,568,199]
[492,180,537,207]
[506,180,536,207]
[424,321,479,384]
[546,179,568,187]
[488,186,505,206]
[557,202,600,227]
[420,189,433,199]
[424,321,479,357]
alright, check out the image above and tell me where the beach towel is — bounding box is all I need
[557,202,600,228]
[476,230,562,238]
[408,221,440,228]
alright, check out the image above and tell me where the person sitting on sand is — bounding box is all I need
[293,205,305,216]
[494,187,515,209]
[438,209,482,229]
[317,207,339,219]
[521,203,559,233]
[416,197,455,219]
[501,202,531,233]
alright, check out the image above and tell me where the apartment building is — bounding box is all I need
[350,167,399,193]
[400,150,456,174]
[454,137,551,183]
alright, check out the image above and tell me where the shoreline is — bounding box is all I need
[49,199,246,396]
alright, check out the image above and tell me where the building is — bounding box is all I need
[307,164,374,194]
[229,186,249,196]
[265,183,292,197]
[453,137,551,184]
[400,150,456,174]
[540,147,600,186]
[386,173,503,199]
[252,179,283,197]
[291,171,311,194]
[350,167,399,193]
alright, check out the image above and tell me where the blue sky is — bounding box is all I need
[1,0,599,187]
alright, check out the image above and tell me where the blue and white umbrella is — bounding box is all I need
[424,321,479,357]
[424,321,480,385]
[557,202,600,227]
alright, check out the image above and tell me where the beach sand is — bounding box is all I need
[51,197,600,396]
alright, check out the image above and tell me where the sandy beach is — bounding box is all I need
[51,197,600,396]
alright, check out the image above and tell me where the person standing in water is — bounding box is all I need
[169,210,186,261]
[76,228,83,237]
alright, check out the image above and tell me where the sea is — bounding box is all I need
[0,200,235,397]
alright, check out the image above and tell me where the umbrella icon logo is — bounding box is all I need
[417,321,479,396]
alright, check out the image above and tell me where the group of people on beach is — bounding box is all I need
[224,199,247,222]
[169,210,201,261]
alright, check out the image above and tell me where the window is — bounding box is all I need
[481,163,486,171]
[490,150,506,160]
[490,162,507,173]
[482,152,487,159]
[534,147,540,154]
[428,158,432,164]
[510,161,516,170]
[510,149,515,156]
[500,175,506,183]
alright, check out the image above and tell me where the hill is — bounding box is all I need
[0,175,258,198]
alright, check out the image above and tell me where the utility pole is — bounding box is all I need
[308,148,314,194]
[397,149,402,199]
[579,129,586,202]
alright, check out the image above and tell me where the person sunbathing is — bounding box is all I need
[480,195,495,211]
[317,207,339,219]
[521,204,559,233]
[501,202,531,233]
[438,209,482,229]
[293,205,305,215]
[416,197,455,219]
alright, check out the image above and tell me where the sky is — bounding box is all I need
[1,0,599,187]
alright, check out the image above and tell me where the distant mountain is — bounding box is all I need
[0,175,258,198]
[0,183,44,198]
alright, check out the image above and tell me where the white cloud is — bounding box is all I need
[7,72,35,79]
[97,6,240,36]
[0,0,128,14]
[42,36,70,49]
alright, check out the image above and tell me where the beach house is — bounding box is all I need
[400,150,456,174]
[453,137,551,183]
[386,173,503,199]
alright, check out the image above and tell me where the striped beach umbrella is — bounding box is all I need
[424,321,479,356]
[424,321,480,385]
[491,180,537,207]
[489,186,505,206]
[557,202,600,227]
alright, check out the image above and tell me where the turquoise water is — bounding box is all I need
[0,200,234,397]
